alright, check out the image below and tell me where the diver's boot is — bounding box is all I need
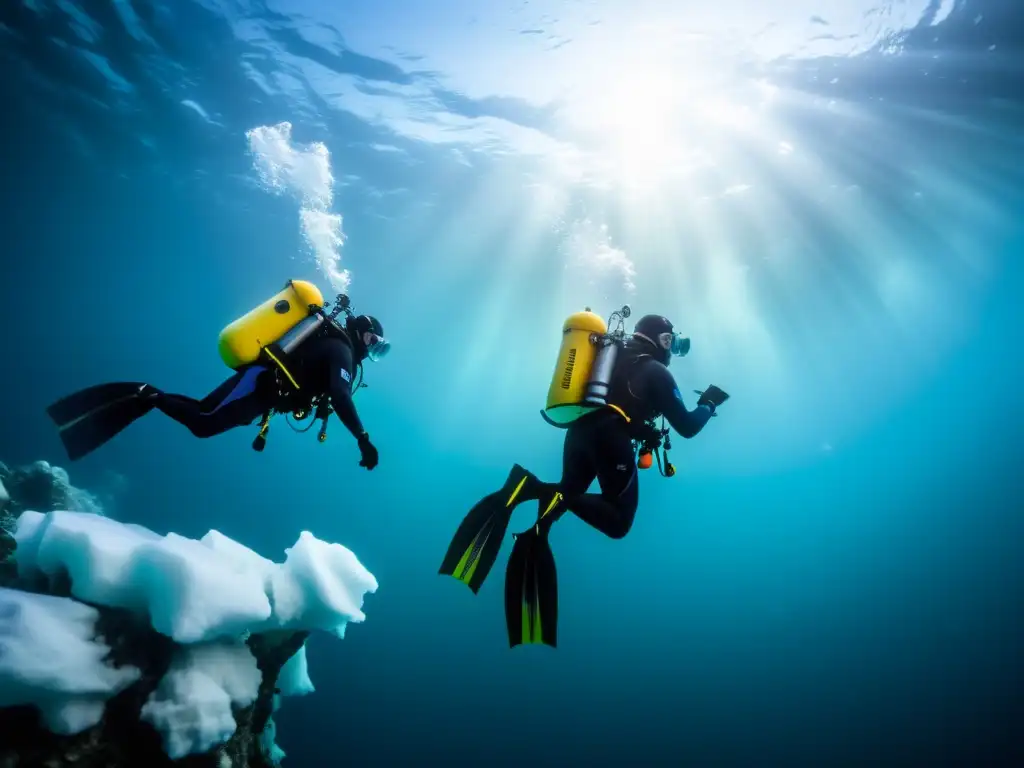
[136,384,162,403]
[514,488,567,541]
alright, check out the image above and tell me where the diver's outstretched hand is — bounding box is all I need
[696,385,730,415]
[357,432,379,470]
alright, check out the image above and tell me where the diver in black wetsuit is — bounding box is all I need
[440,312,729,648]
[46,313,388,470]
[549,313,719,539]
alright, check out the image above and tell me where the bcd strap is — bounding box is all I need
[249,342,298,453]
[259,343,300,391]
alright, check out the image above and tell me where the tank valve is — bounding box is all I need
[620,305,631,318]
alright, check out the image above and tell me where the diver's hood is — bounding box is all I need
[348,314,391,362]
[632,315,689,365]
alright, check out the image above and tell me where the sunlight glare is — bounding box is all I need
[592,72,683,185]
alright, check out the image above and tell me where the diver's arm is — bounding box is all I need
[644,362,713,439]
[325,343,367,440]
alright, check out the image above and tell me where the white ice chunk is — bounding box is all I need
[260,715,287,765]
[277,643,314,697]
[9,509,377,757]
[134,532,272,643]
[266,531,379,638]
[13,511,273,643]
[200,529,276,581]
[16,510,160,612]
[141,642,261,759]
[13,511,377,645]
[0,587,140,734]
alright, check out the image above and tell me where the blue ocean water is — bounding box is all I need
[1,0,1022,764]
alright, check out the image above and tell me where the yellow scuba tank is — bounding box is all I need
[217,280,325,369]
[542,308,609,426]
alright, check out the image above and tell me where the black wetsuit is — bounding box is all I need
[553,340,713,539]
[155,331,366,440]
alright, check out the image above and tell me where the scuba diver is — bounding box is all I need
[46,280,390,470]
[439,306,729,648]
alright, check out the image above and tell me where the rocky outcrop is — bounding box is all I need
[0,460,104,519]
[1,460,103,590]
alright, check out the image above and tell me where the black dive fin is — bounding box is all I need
[47,383,157,461]
[439,464,541,594]
[504,526,558,648]
[46,382,148,427]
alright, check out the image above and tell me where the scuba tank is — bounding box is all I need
[278,313,326,354]
[217,280,325,370]
[541,305,631,427]
[583,336,619,407]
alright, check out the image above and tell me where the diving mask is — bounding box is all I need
[658,332,690,358]
[366,334,391,362]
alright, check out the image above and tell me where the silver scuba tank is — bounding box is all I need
[279,314,325,354]
[583,336,619,406]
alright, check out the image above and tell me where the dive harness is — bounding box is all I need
[251,292,367,453]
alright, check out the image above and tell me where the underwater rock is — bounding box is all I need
[0,460,107,589]
[2,460,104,519]
[227,631,309,768]
[0,595,305,768]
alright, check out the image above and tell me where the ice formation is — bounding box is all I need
[0,587,141,734]
[4,510,378,758]
[140,642,262,759]
[13,510,378,644]
[260,714,287,765]
[277,645,314,697]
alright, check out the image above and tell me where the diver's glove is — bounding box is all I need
[357,431,379,471]
[696,385,730,416]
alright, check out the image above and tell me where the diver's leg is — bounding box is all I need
[559,424,599,496]
[555,422,639,539]
[155,367,269,438]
